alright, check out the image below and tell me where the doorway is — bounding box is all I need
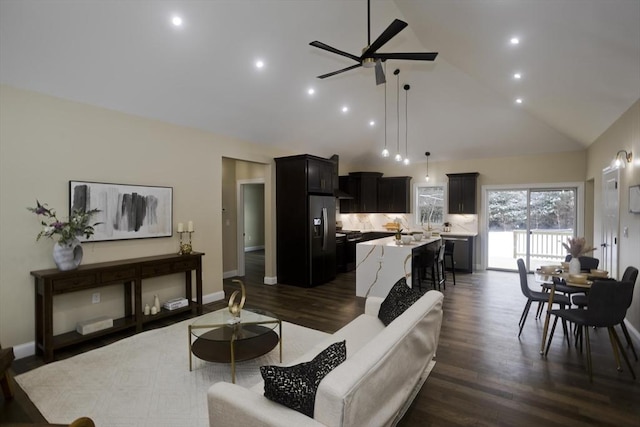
[601,168,620,278]
[484,184,583,272]
[236,179,265,278]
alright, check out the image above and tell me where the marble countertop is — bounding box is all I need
[357,236,441,249]
[341,229,478,237]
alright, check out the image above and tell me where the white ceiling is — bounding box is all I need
[1,0,639,167]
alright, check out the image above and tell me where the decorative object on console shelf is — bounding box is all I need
[163,297,189,311]
[76,316,113,335]
[69,181,173,241]
[28,200,101,271]
[177,221,194,254]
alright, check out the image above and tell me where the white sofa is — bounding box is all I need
[207,290,444,427]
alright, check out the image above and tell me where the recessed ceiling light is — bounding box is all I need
[307,88,315,95]
[171,16,183,27]
[510,37,520,45]
[342,106,349,113]
[513,73,522,80]
[515,98,523,104]
[369,120,375,127]
[255,60,265,69]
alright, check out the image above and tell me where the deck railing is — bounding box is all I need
[513,230,573,261]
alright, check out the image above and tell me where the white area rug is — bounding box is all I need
[16,318,329,427]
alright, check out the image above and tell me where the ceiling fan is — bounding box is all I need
[310,0,438,85]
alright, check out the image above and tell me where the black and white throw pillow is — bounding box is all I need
[260,340,346,417]
[378,277,422,326]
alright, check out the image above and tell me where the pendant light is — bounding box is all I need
[381,62,389,158]
[403,84,410,165]
[394,69,402,162]
[425,152,431,181]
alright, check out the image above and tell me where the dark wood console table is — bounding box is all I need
[31,252,204,362]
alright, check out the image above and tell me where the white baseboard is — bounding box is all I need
[223,270,238,279]
[202,291,225,305]
[13,341,36,360]
[244,245,265,252]
[264,276,277,285]
[624,318,640,344]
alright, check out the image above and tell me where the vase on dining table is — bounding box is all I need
[52,239,83,271]
[568,257,581,275]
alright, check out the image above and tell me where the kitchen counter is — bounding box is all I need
[356,236,441,298]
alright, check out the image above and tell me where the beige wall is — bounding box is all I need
[0,86,289,348]
[587,99,640,331]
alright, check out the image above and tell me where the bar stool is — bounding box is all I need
[444,240,456,286]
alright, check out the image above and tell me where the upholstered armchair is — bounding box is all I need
[1,341,15,399]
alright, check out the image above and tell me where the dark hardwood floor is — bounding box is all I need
[2,250,639,426]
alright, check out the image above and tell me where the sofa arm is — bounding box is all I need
[365,296,384,316]
[208,382,326,427]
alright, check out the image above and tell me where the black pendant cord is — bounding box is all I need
[384,62,387,152]
[405,84,409,161]
[396,70,400,157]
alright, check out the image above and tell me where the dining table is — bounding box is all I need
[534,267,608,355]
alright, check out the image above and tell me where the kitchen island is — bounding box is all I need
[356,236,442,298]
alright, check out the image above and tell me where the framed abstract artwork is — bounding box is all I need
[69,181,173,241]
[630,185,640,214]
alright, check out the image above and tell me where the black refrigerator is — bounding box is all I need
[275,154,337,287]
[309,195,336,286]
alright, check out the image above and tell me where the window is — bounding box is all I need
[415,183,446,227]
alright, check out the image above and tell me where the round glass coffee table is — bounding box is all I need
[188,307,281,383]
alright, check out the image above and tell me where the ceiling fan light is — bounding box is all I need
[362,57,376,68]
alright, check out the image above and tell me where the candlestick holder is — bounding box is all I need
[178,231,193,255]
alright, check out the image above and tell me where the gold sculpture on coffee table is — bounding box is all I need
[227,279,246,324]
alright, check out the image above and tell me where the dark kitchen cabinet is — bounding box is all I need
[447,173,479,214]
[307,157,336,194]
[339,172,382,213]
[377,176,412,213]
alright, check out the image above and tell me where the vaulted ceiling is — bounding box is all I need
[1,0,638,167]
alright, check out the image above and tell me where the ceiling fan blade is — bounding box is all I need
[362,19,408,58]
[372,52,439,61]
[317,63,363,79]
[310,41,361,62]
[374,60,385,85]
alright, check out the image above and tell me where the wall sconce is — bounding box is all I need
[613,150,632,169]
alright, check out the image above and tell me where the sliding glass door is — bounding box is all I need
[486,186,577,271]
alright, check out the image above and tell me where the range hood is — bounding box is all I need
[334,188,353,199]
[330,154,353,199]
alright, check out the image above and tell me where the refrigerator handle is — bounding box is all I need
[322,207,328,251]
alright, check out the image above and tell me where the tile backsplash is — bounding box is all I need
[338,213,478,234]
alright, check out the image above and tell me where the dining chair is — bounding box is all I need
[444,240,456,286]
[545,280,636,381]
[572,266,638,361]
[565,254,600,272]
[517,259,570,338]
[436,244,446,290]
